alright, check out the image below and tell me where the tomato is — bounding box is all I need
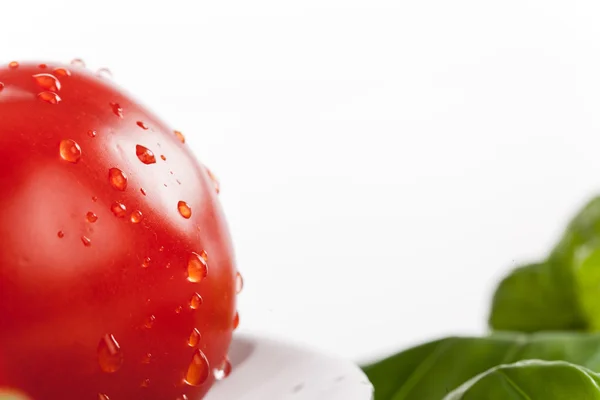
[0,62,239,400]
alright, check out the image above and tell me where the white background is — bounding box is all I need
[3,0,600,363]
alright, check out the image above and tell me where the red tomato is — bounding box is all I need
[0,62,238,400]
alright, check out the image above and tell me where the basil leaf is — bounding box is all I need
[444,360,600,399]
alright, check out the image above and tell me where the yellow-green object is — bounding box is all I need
[444,360,600,400]
[489,197,600,332]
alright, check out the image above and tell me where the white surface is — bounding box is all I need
[2,0,600,363]
[205,335,373,400]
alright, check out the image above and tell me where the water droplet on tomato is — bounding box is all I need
[187,253,207,283]
[136,121,148,130]
[233,311,240,330]
[81,236,92,247]
[110,202,127,218]
[110,102,123,118]
[71,58,85,67]
[59,139,82,163]
[176,396,189,400]
[57,230,65,238]
[140,188,147,196]
[130,210,143,224]
[189,293,203,309]
[199,250,208,261]
[144,315,156,329]
[160,154,166,161]
[136,145,156,164]
[188,328,201,347]
[174,130,185,143]
[33,73,61,92]
[98,394,110,400]
[37,91,61,104]
[140,378,150,388]
[54,67,71,77]
[175,305,183,314]
[97,334,123,373]
[92,196,98,202]
[108,168,127,191]
[88,130,97,138]
[141,257,151,268]
[97,68,112,79]
[206,168,221,194]
[142,353,152,364]
[235,272,244,294]
[8,61,19,69]
[178,201,192,219]
[86,212,98,223]
[184,349,209,386]
[39,63,47,69]
[176,179,182,185]
[0,82,5,92]
[213,357,232,381]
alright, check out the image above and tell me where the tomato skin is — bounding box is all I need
[0,63,236,399]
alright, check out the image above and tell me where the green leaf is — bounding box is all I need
[443,360,600,399]
[488,262,585,332]
[489,196,600,332]
[362,332,600,400]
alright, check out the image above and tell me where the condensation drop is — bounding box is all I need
[140,188,147,196]
[37,91,61,104]
[233,311,240,330]
[199,250,208,261]
[39,63,47,69]
[235,272,244,294]
[174,130,185,143]
[8,61,19,69]
[92,196,98,202]
[130,210,143,224]
[140,378,150,388]
[184,349,209,386]
[144,315,156,329]
[177,396,189,400]
[136,145,156,164]
[175,305,183,314]
[0,82,5,92]
[98,394,110,400]
[178,201,192,219]
[108,168,127,191]
[206,168,221,194]
[71,58,85,67]
[33,73,61,92]
[59,139,82,163]
[54,68,71,77]
[110,202,127,218]
[81,236,92,247]
[213,357,232,381]
[97,68,112,79]
[110,102,123,118]
[160,154,166,161]
[189,293,203,310]
[97,334,123,373]
[88,130,97,138]
[188,328,201,348]
[136,121,148,130]
[57,230,65,238]
[86,211,98,223]
[142,257,151,268]
[187,252,208,283]
[142,353,152,364]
